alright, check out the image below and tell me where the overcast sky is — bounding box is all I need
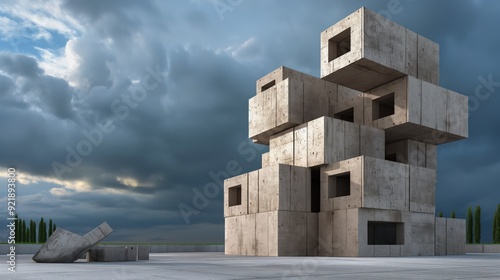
[0,0,499,243]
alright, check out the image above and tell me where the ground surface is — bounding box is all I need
[2,253,500,279]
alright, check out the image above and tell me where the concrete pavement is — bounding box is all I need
[2,252,500,279]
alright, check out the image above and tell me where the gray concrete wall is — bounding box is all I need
[465,244,500,254]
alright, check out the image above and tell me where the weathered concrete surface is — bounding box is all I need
[3,253,500,280]
[32,222,113,263]
[87,245,149,262]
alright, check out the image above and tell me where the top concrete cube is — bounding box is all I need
[321,7,439,91]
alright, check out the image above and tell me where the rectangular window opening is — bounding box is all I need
[228,185,242,207]
[328,172,351,198]
[310,167,321,213]
[367,221,404,245]
[328,28,351,62]
[334,108,354,123]
[261,80,276,92]
[372,92,395,120]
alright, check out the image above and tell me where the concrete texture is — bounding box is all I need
[32,222,113,263]
[3,253,500,280]
[86,245,149,262]
[225,7,469,258]
[321,7,439,91]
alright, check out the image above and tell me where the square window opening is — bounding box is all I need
[228,185,242,207]
[367,221,404,245]
[328,28,351,62]
[372,92,395,120]
[334,108,354,123]
[328,172,351,198]
[261,80,276,92]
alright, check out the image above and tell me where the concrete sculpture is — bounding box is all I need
[224,7,468,257]
[33,222,113,263]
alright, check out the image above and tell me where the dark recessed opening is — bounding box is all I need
[334,108,354,123]
[372,92,395,120]
[261,80,276,92]
[328,28,351,62]
[228,185,242,207]
[328,172,351,198]
[310,167,321,213]
[368,221,404,245]
[385,153,398,162]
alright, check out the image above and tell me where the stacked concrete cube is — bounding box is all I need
[225,7,468,257]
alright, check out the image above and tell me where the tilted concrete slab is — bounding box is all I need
[321,7,439,91]
[32,222,113,263]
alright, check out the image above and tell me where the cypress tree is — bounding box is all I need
[451,211,456,219]
[38,217,44,243]
[48,219,53,237]
[25,226,30,243]
[53,223,57,233]
[466,206,473,244]
[494,204,500,244]
[474,206,481,244]
[31,220,37,243]
[438,211,443,218]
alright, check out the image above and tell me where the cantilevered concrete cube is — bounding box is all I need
[321,7,439,91]
[364,76,468,144]
[250,67,336,144]
[320,156,436,213]
[268,117,385,168]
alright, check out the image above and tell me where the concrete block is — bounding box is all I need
[306,212,319,256]
[258,164,310,212]
[269,128,294,166]
[251,67,335,144]
[417,35,440,85]
[224,216,241,255]
[318,211,333,256]
[33,222,113,263]
[331,85,364,124]
[248,170,259,214]
[294,123,308,167]
[446,218,466,255]
[261,152,269,168]
[367,76,467,144]
[321,157,363,212]
[308,117,384,167]
[360,125,385,160]
[241,214,256,256]
[411,213,435,256]
[87,245,140,262]
[138,245,150,260]
[483,245,500,254]
[409,166,436,213]
[363,157,409,211]
[255,212,269,256]
[248,87,276,144]
[332,209,347,256]
[435,217,447,255]
[321,7,439,91]
[278,211,307,256]
[224,173,248,217]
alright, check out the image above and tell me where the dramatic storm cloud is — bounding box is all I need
[0,0,499,242]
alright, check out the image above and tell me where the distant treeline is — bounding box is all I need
[15,215,57,243]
